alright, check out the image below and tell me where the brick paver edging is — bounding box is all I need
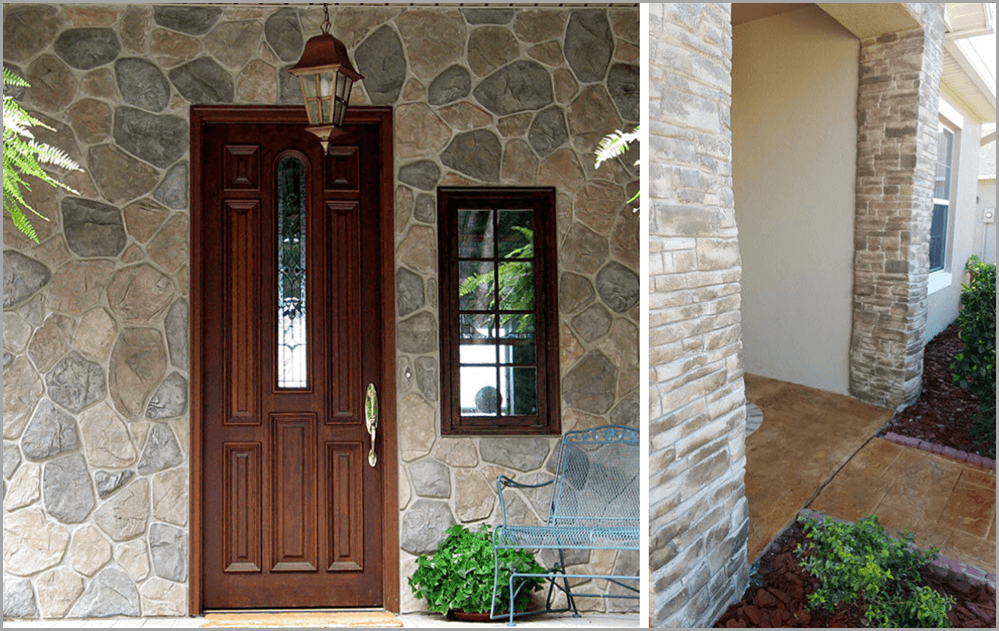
[881,431,997,471]
[798,509,997,590]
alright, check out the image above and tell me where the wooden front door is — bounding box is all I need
[193,107,393,610]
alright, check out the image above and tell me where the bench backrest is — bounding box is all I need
[547,425,639,529]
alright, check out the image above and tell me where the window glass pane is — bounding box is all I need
[461,366,499,416]
[459,261,495,310]
[497,209,533,258]
[460,314,497,365]
[934,129,953,200]
[499,315,535,364]
[458,209,494,258]
[500,367,537,416]
[929,203,948,272]
[498,261,535,311]
[277,156,307,388]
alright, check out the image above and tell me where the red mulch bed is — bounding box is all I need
[714,521,997,628]
[880,322,989,457]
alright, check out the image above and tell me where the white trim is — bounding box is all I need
[927,270,953,295]
[939,97,965,128]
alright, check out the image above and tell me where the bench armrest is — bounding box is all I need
[495,476,554,528]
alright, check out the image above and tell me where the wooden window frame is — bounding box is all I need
[437,187,561,436]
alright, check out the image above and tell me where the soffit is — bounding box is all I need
[731,3,812,26]
[815,2,920,39]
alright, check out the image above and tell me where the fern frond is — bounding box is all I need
[594,126,640,170]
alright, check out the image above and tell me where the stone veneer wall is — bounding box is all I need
[2,4,639,618]
[648,3,750,628]
[848,3,945,409]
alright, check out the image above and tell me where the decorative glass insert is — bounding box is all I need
[277,156,308,388]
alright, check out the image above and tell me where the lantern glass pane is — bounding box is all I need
[320,72,334,98]
[306,101,320,125]
[322,99,332,124]
[333,100,344,127]
[302,74,317,99]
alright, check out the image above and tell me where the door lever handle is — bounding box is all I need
[365,383,378,467]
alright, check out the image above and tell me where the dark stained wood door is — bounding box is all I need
[198,109,385,609]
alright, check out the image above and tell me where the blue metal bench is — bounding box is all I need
[490,425,640,625]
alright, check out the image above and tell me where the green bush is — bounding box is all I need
[951,255,996,456]
[408,524,546,615]
[795,514,952,628]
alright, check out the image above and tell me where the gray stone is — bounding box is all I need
[396,269,425,318]
[564,10,613,83]
[61,197,127,258]
[88,144,160,205]
[441,130,502,183]
[146,373,188,420]
[563,352,617,414]
[4,252,51,309]
[46,351,106,414]
[559,273,596,314]
[427,65,471,106]
[68,568,140,617]
[153,6,222,36]
[95,469,135,499]
[109,328,167,420]
[149,523,188,582]
[529,106,568,158]
[21,399,80,462]
[107,265,176,325]
[572,303,613,342]
[115,58,171,113]
[474,60,553,116]
[278,64,304,105]
[560,223,609,275]
[3,441,21,480]
[468,27,519,77]
[462,8,515,25]
[608,63,639,122]
[397,312,437,354]
[93,478,149,541]
[596,262,640,313]
[113,107,188,169]
[354,25,406,105]
[3,577,37,618]
[398,161,440,191]
[264,8,303,63]
[165,299,189,372]
[43,453,95,524]
[400,499,455,555]
[3,6,60,64]
[169,57,235,104]
[206,20,263,70]
[414,194,436,224]
[155,161,189,210]
[3,358,43,441]
[409,459,451,498]
[137,423,183,475]
[610,391,640,428]
[415,357,439,402]
[3,351,12,371]
[481,437,551,472]
[55,28,121,70]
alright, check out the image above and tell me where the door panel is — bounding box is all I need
[200,113,384,609]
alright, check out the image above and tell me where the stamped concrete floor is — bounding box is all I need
[743,374,893,561]
[811,438,996,575]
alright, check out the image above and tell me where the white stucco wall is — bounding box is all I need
[979,178,996,266]
[926,93,987,338]
[732,5,859,395]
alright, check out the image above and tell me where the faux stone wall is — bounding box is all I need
[848,3,945,409]
[3,4,639,618]
[648,4,750,627]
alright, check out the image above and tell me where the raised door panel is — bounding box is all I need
[271,414,317,572]
[224,443,262,573]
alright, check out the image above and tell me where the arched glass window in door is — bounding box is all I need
[277,155,308,388]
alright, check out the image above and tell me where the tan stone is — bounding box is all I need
[176,265,190,296]
[4,462,41,511]
[110,328,167,419]
[70,524,113,577]
[513,10,566,43]
[468,26,518,77]
[81,68,117,98]
[333,7,403,49]
[153,468,189,526]
[28,314,75,372]
[122,243,145,264]
[538,149,585,194]
[399,470,412,511]
[575,181,624,234]
[396,103,451,160]
[151,29,201,67]
[106,265,176,324]
[617,368,638,397]
[20,294,47,327]
[396,186,414,233]
[65,170,101,198]
[33,235,72,268]
[94,478,150,542]
[2,508,70,576]
[237,59,276,104]
[599,319,638,369]
[74,308,117,361]
[502,139,539,185]
[397,225,437,276]
[127,421,152,454]
[3,313,33,353]
[399,393,435,462]
[454,469,494,522]
[47,260,115,316]
[433,438,479,468]
[115,538,151,582]
[438,102,493,131]
[64,4,125,26]
[568,86,622,147]
[559,323,585,374]
[396,10,467,79]
[169,416,191,456]
[529,41,563,66]
[610,8,639,44]
[610,205,639,270]
[3,179,60,249]
[400,554,429,613]
[441,173,478,187]
[349,85,368,106]
[497,112,533,137]
[562,408,607,433]
[147,215,189,273]
[614,41,640,63]
[402,79,425,102]
[36,567,84,618]
[66,99,113,144]
[80,402,137,468]
[120,6,152,55]
[554,68,579,104]
[3,357,44,440]
[140,578,188,616]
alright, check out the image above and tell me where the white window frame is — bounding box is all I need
[928,106,961,295]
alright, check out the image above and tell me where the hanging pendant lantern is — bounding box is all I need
[287,4,363,151]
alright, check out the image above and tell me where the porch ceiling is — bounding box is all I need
[815,2,920,40]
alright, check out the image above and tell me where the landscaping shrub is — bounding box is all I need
[795,514,952,628]
[951,255,996,457]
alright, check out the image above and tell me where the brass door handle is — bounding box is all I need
[365,384,378,467]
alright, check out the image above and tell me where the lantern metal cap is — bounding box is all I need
[288,32,363,82]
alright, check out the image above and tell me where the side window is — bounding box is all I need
[437,188,560,435]
[930,125,955,273]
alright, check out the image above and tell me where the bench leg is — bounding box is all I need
[559,549,581,617]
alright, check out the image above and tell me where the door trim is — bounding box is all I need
[189,106,398,614]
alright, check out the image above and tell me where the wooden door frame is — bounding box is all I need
[189,105,398,614]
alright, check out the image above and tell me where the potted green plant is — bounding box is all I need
[409,523,546,621]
